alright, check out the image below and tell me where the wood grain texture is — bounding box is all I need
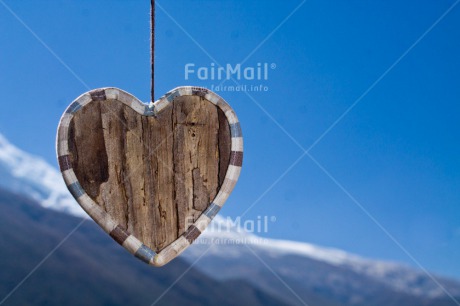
[68,95,231,252]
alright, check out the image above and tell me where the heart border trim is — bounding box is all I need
[56,86,243,266]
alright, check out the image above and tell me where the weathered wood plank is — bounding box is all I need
[68,95,231,252]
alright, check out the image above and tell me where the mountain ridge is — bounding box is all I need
[1,132,460,306]
[0,187,291,306]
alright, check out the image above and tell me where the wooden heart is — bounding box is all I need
[56,87,243,266]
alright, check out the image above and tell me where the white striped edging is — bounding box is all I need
[56,86,243,266]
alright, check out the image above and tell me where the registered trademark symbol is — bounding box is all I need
[270,216,277,222]
[270,63,276,69]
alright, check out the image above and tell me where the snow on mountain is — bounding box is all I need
[1,132,459,304]
[183,216,460,301]
[0,133,86,217]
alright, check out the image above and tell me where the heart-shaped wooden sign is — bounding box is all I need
[56,86,243,266]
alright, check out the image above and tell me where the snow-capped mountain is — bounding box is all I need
[184,218,460,305]
[1,132,459,306]
[0,133,85,217]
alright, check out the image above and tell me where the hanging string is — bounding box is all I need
[151,0,155,102]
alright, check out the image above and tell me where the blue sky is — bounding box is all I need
[1,0,460,278]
